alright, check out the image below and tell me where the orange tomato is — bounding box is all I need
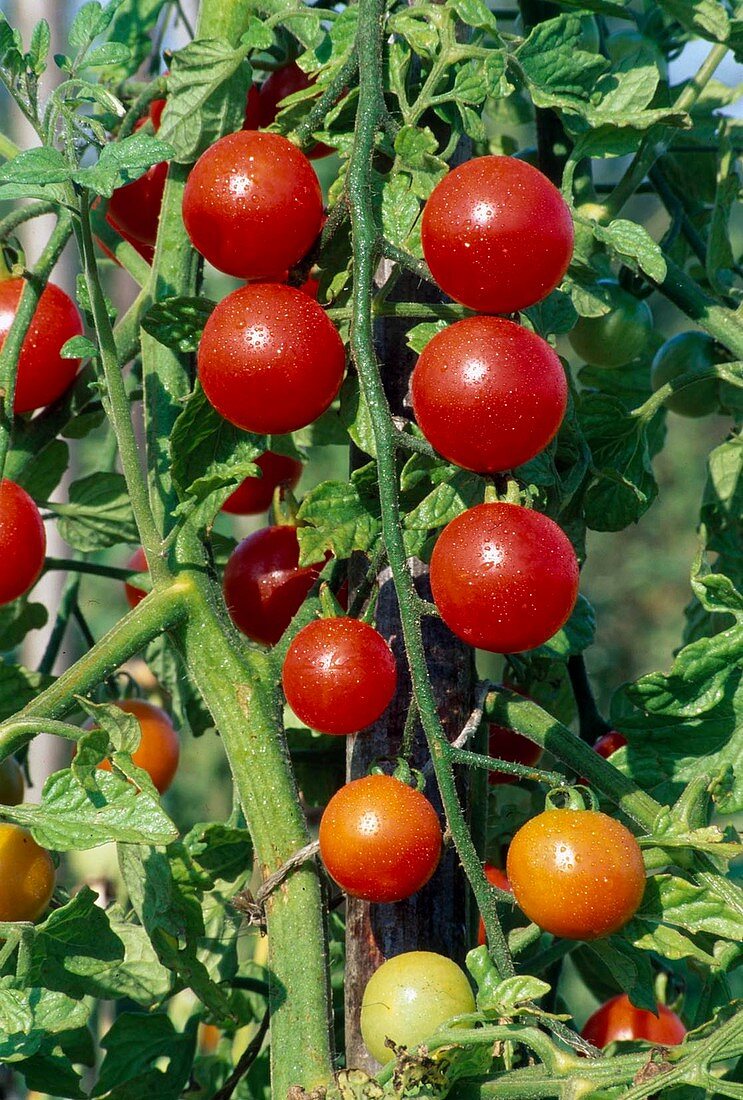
[0,823,55,922]
[91,700,180,795]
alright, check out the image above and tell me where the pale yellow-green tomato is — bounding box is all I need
[360,951,476,1064]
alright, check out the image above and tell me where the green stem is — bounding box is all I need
[632,363,741,422]
[77,195,164,573]
[0,201,60,240]
[0,581,189,762]
[650,257,743,359]
[348,0,513,979]
[44,557,140,581]
[0,132,20,160]
[446,745,568,787]
[0,214,74,480]
[292,52,358,149]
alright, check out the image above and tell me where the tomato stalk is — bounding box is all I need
[0,212,73,480]
[347,0,514,980]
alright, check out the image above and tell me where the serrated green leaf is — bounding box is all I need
[141,296,215,353]
[406,321,448,355]
[50,473,137,552]
[83,42,131,68]
[0,979,91,1064]
[0,599,48,652]
[0,661,54,720]
[72,132,171,197]
[593,219,667,282]
[0,147,69,187]
[580,394,657,531]
[28,20,50,75]
[339,375,376,458]
[296,471,381,565]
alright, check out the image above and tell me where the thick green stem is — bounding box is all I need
[44,557,140,581]
[347,0,513,978]
[0,214,74,480]
[173,571,334,1095]
[650,257,743,359]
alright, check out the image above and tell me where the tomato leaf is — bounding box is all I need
[72,132,172,197]
[48,473,138,552]
[297,468,382,566]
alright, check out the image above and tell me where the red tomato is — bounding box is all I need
[411,316,567,473]
[243,83,261,129]
[0,479,46,605]
[0,278,83,414]
[259,62,333,158]
[197,283,345,434]
[282,617,397,735]
[90,699,180,795]
[148,97,166,129]
[222,452,303,516]
[223,525,326,646]
[488,722,543,784]
[506,809,646,940]
[107,120,168,248]
[182,131,324,280]
[421,156,574,314]
[319,774,442,902]
[593,731,628,759]
[478,863,513,945]
[101,214,155,264]
[429,503,579,653]
[582,994,686,1047]
[124,547,148,609]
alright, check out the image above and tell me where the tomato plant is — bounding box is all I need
[319,774,442,901]
[411,316,567,473]
[581,993,686,1047]
[0,1,740,1097]
[506,808,646,940]
[360,951,475,1064]
[282,616,397,734]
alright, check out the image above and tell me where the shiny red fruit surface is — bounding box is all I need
[593,731,628,759]
[581,994,686,1047]
[282,617,397,735]
[182,131,324,279]
[197,283,345,434]
[0,480,46,605]
[319,774,442,902]
[0,278,83,413]
[429,503,579,653]
[259,62,333,158]
[411,316,567,472]
[222,452,303,516]
[421,156,574,314]
[223,525,325,646]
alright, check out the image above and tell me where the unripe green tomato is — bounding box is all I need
[0,757,24,806]
[606,29,668,81]
[360,951,475,1064]
[650,332,722,417]
[568,281,653,368]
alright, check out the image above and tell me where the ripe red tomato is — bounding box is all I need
[124,547,148,609]
[107,120,168,248]
[222,451,303,516]
[0,824,55,922]
[421,156,574,314]
[411,316,567,473]
[506,809,646,940]
[360,951,475,1064]
[223,525,326,646]
[148,96,167,130]
[593,731,628,759]
[478,863,512,945]
[0,278,83,414]
[182,131,324,280]
[197,283,345,434]
[89,699,180,795]
[429,502,579,653]
[0,756,24,806]
[582,994,686,1047]
[282,617,397,735]
[0,479,46,605]
[259,62,333,158]
[319,774,442,902]
[101,214,155,264]
[488,722,543,784]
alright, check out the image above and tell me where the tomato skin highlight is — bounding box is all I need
[182,131,324,280]
[319,774,442,902]
[124,546,148,609]
[429,502,579,654]
[581,994,686,1047]
[0,279,83,414]
[650,332,722,418]
[411,316,567,473]
[360,951,475,1064]
[197,283,345,435]
[259,62,333,158]
[593,730,628,759]
[282,617,397,735]
[223,525,325,646]
[0,756,24,806]
[92,699,180,795]
[0,479,46,606]
[0,823,55,922]
[478,863,512,945]
[421,156,574,314]
[222,452,303,516]
[568,281,653,368]
[487,722,543,784]
[506,809,646,940]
